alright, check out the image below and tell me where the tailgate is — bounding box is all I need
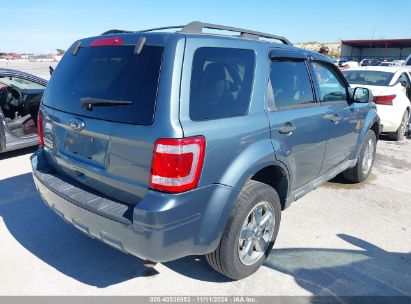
[40,37,164,205]
[43,109,153,204]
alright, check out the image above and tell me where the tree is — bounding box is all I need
[56,49,66,55]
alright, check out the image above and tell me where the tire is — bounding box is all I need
[343,129,377,183]
[205,180,281,280]
[388,110,409,141]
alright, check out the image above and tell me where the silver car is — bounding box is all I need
[0,68,47,153]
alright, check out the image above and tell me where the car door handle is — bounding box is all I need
[278,123,296,134]
[324,114,341,124]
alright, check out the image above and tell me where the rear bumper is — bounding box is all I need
[31,149,239,262]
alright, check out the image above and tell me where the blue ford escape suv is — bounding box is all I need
[31,22,380,280]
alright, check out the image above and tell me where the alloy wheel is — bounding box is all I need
[361,138,375,175]
[238,201,275,265]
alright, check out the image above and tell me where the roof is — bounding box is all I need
[341,39,411,48]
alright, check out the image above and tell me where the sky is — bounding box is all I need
[1,0,410,53]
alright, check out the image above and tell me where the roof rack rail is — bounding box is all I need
[139,21,292,45]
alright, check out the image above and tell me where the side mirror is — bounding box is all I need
[353,87,372,103]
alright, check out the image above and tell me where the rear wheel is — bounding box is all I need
[205,181,281,280]
[388,110,409,141]
[343,129,377,183]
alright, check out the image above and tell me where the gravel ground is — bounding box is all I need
[0,61,410,296]
[0,60,54,80]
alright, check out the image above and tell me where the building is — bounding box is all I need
[340,39,411,61]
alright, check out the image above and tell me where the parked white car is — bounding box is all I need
[393,60,405,66]
[342,66,411,140]
[340,61,359,69]
[379,61,395,67]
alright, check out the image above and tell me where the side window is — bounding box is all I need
[189,47,255,121]
[399,72,411,101]
[267,60,314,111]
[312,62,347,102]
[398,73,411,86]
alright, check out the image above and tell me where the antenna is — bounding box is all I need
[361,25,376,88]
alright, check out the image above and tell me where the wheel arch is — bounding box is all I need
[370,120,380,140]
[352,110,380,161]
[218,139,291,210]
[249,165,289,210]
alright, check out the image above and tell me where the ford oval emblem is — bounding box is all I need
[68,118,85,131]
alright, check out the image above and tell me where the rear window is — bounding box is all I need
[342,70,393,86]
[189,47,255,121]
[43,44,163,124]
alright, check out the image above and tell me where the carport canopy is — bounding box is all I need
[342,39,411,49]
[341,39,411,60]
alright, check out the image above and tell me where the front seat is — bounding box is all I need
[24,94,42,127]
[198,63,235,118]
[200,63,228,103]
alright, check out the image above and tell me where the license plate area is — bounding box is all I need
[63,131,108,165]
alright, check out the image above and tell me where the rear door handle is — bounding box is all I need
[324,114,341,124]
[278,122,296,134]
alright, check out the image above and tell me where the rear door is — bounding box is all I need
[310,61,366,174]
[266,51,328,190]
[40,35,176,205]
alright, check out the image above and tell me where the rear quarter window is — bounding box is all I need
[189,47,255,121]
[43,44,163,124]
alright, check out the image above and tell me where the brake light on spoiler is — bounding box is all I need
[89,37,123,47]
[373,94,396,105]
[149,136,206,193]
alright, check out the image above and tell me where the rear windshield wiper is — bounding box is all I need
[80,97,132,111]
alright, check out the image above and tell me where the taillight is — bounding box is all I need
[89,37,123,47]
[373,94,396,105]
[149,136,206,193]
[37,111,44,147]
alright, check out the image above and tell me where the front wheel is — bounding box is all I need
[205,181,281,280]
[343,129,377,183]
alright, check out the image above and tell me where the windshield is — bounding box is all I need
[43,44,163,125]
[342,70,394,86]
